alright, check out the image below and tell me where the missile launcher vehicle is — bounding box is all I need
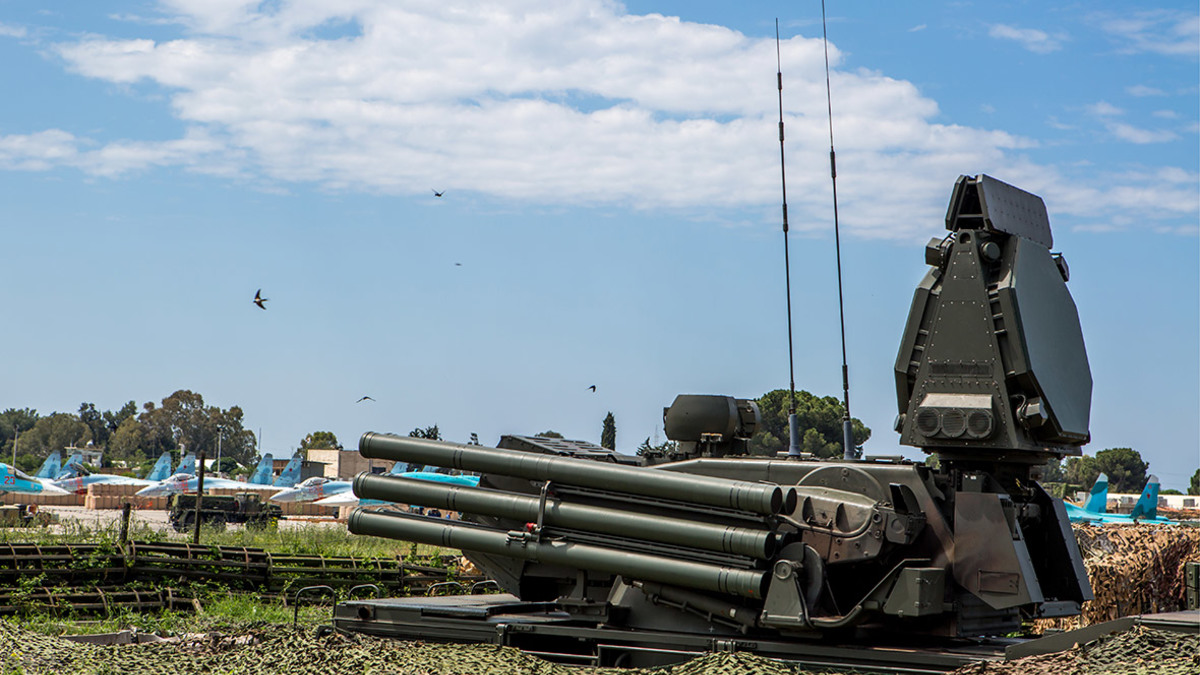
[336,175,1094,668]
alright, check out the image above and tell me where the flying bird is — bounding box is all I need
[253,289,268,310]
[588,385,596,392]
[455,262,462,267]
[432,189,445,197]
[357,396,375,403]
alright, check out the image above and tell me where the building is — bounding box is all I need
[303,448,394,479]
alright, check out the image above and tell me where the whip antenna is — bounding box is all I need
[776,20,801,457]
[820,1,856,460]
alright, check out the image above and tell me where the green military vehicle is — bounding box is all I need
[167,492,281,532]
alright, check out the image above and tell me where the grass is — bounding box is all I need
[12,593,337,637]
[2,510,456,638]
[0,513,447,559]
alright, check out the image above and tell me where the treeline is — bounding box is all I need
[2,390,254,474]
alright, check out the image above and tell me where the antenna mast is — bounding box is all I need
[820,1,857,460]
[776,20,801,457]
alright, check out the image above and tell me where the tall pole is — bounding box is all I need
[215,426,223,476]
[192,448,206,544]
[11,425,17,466]
[776,20,801,457]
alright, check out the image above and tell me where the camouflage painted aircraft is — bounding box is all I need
[0,463,70,496]
[133,454,279,498]
[313,465,480,508]
[1064,474,1174,524]
[271,462,458,504]
[272,452,303,487]
[33,451,62,480]
[54,451,176,495]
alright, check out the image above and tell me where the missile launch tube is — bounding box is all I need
[349,509,769,599]
[359,433,791,515]
[353,473,777,559]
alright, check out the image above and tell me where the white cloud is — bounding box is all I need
[1152,109,1179,119]
[1106,122,1178,144]
[0,22,28,38]
[1085,101,1124,117]
[1093,9,1200,58]
[988,24,1065,54]
[0,0,1193,238]
[909,24,927,33]
[1126,84,1166,97]
[0,130,81,170]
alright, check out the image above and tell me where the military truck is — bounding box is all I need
[167,492,281,532]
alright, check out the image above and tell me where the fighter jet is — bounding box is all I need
[52,450,86,480]
[1064,475,1174,524]
[133,454,280,498]
[33,451,62,480]
[270,475,352,504]
[54,451,174,495]
[273,452,303,488]
[313,466,480,508]
[1,463,70,496]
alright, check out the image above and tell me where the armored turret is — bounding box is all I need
[337,176,1094,666]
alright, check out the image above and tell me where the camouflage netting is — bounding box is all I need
[954,626,1199,675]
[1034,523,1200,633]
[3,618,1197,675]
[0,620,808,675]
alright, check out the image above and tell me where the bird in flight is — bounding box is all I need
[357,396,375,403]
[432,189,445,197]
[253,289,268,310]
[588,385,596,392]
[455,262,462,267]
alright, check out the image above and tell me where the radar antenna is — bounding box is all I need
[820,2,857,460]
[776,20,801,457]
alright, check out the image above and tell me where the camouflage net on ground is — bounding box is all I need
[4,618,1197,675]
[1034,523,1200,632]
[0,620,805,675]
[955,625,1199,675]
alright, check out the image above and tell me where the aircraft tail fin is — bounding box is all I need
[274,453,303,487]
[35,451,62,479]
[1130,476,1161,521]
[1083,473,1109,513]
[56,452,84,479]
[176,452,197,475]
[145,452,173,482]
[248,453,274,485]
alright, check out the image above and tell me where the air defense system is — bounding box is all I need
[336,175,1094,667]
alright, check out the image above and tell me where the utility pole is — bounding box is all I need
[11,425,17,466]
[215,425,223,476]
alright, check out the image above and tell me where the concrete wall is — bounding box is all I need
[304,449,393,479]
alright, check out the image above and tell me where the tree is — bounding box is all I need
[103,401,138,437]
[0,408,39,467]
[468,433,480,446]
[408,425,442,441]
[1190,469,1200,497]
[1064,455,1100,488]
[536,430,563,439]
[301,431,342,451]
[138,390,256,465]
[17,413,92,461]
[750,389,870,459]
[1093,447,1148,493]
[636,437,677,457]
[600,412,616,450]
[108,417,149,466]
[78,403,110,450]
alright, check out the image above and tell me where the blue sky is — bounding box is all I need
[1,1,1196,489]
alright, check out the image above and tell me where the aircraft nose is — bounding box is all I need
[270,489,298,503]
